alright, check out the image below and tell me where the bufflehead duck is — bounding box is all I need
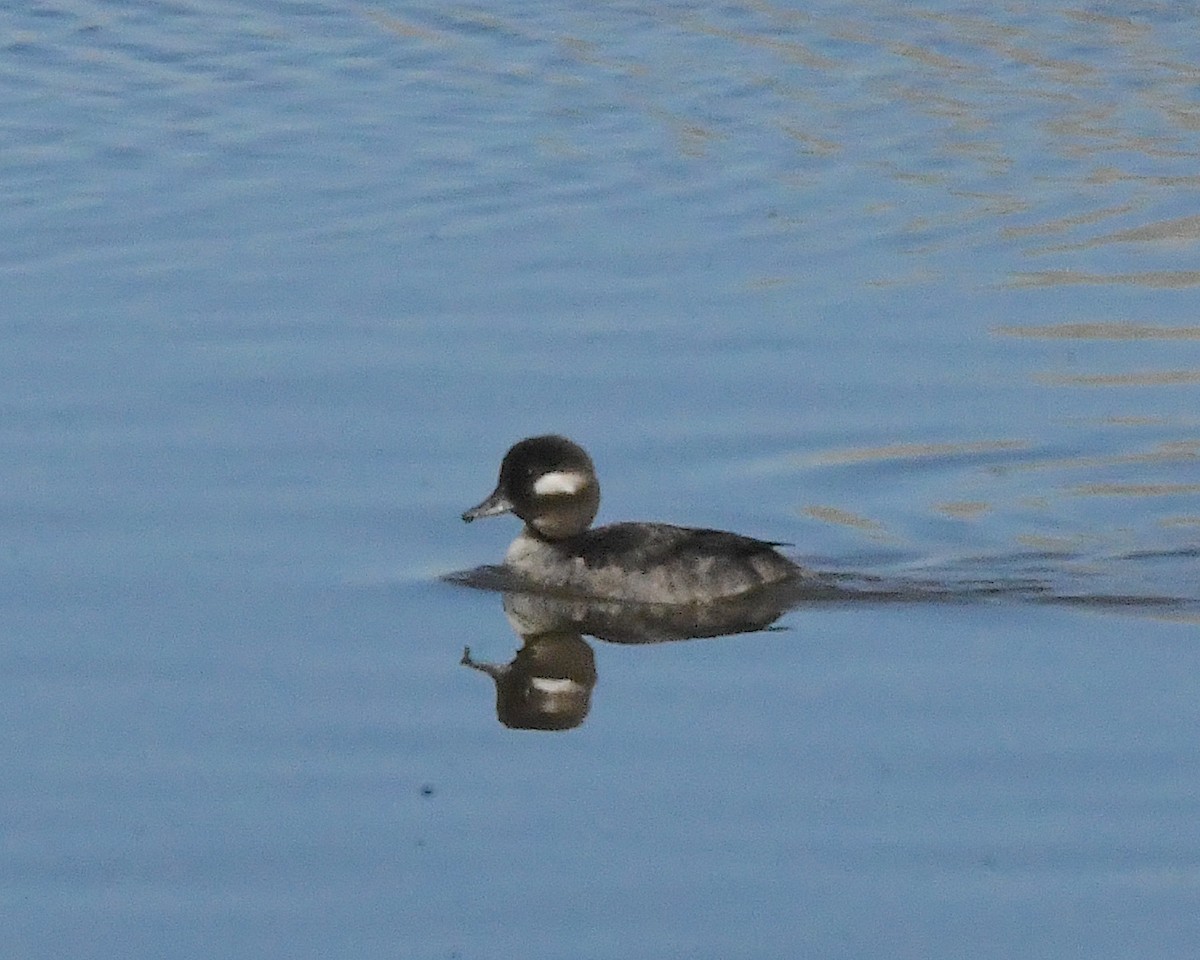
[461,435,803,604]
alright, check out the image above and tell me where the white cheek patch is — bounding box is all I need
[533,470,588,496]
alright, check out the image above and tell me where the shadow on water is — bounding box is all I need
[445,558,1198,731]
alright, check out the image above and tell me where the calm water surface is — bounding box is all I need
[3,1,1199,958]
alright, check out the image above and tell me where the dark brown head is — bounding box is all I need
[462,435,601,540]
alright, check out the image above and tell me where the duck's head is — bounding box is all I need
[462,435,600,540]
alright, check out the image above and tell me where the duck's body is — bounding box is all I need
[502,521,797,604]
[462,435,802,604]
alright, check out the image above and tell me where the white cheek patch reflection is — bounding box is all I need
[533,470,588,496]
[530,677,582,695]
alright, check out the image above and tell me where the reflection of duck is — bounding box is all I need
[462,435,807,604]
[497,585,800,645]
[461,631,596,732]
[458,586,804,731]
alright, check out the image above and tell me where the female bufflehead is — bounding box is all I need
[461,435,803,604]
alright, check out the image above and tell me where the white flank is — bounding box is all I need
[533,470,587,496]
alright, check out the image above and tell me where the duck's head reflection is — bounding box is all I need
[457,583,805,731]
[461,627,597,732]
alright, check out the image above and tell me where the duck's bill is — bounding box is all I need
[462,489,513,523]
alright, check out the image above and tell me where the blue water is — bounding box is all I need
[3,2,1199,958]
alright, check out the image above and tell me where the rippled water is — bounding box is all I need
[4,2,1199,958]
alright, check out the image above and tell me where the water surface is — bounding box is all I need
[3,2,1199,958]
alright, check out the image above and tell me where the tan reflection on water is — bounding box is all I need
[1071,483,1200,497]
[803,505,888,535]
[1001,203,1137,239]
[673,15,836,69]
[814,439,1028,465]
[361,9,446,42]
[1014,533,1088,553]
[1035,370,1200,387]
[1092,416,1171,425]
[1162,516,1200,528]
[996,323,1200,340]
[1010,271,1200,288]
[1041,214,1200,251]
[935,501,991,519]
[999,441,1200,473]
